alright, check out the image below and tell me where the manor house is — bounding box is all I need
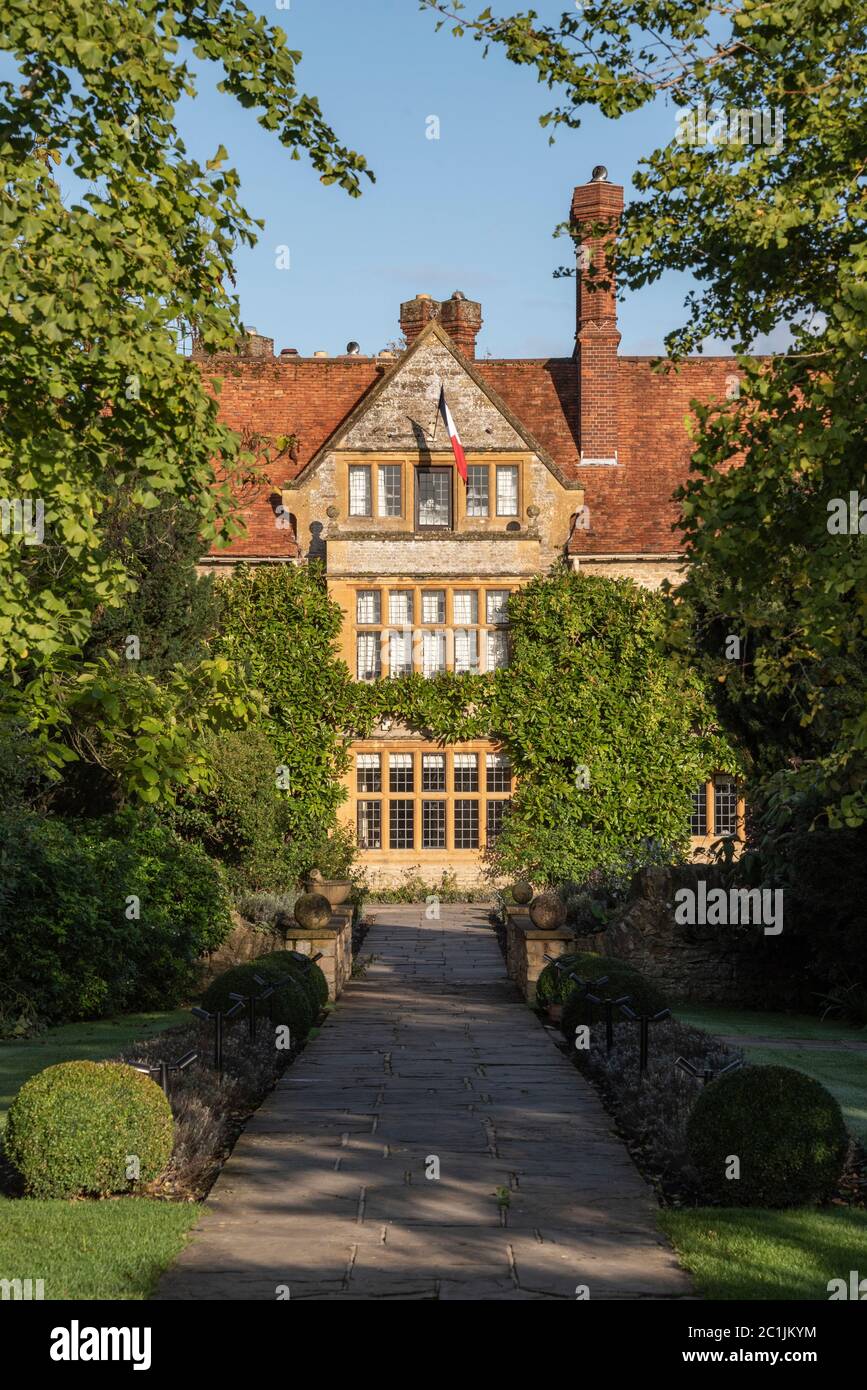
[196,170,744,885]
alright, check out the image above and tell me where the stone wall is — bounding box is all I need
[505,907,576,1003]
[199,907,353,1001]
[573,865,765,1004]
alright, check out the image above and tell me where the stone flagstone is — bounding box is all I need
[154,904,692,1301]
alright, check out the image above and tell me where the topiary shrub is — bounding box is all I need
[257,951,328,1010]
[200,962,313,1041]
[558,953,669,1038]
[686,1064,849,1208]
[5,1060,173,1198]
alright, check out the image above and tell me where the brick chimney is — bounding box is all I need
[399,291,483,356]
[400,293,441,347]
[440,291,482,357]
[571,167,623,465]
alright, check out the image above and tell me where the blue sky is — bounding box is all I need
[177,0,695,358]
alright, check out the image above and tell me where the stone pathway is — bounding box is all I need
[155,905,691,1301]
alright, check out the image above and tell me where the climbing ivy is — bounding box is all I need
[219,562,735,887]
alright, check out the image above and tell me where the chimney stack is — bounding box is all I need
[571,167,623,465]
[440,291,482,357]
[399,291,483,357]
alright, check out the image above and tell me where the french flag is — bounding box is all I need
[438,386,467,484]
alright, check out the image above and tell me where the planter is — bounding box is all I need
[310,878,352,908]
[512,880,533,906]
[529,891,567,931]
[546,1001,564,1024]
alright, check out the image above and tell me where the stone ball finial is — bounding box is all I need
[529,891,567,931]
[512,880,533,906]
[293,891,331,931]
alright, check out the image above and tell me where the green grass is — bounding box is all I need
[0,1011,189,1130]
[676,1004,865,1042]
[0,1195,200,1300]
[674,1005,867,1145]
[660,1207,867,1300]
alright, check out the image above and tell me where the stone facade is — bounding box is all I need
[194,170,748,885]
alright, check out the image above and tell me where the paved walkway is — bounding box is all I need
[156,905,691,1301]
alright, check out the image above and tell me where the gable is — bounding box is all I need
[292,322,571,485]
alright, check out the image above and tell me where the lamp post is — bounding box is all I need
[675,1056,743,1087]
[618,1004,672,1075]
[130,1049,198,1098]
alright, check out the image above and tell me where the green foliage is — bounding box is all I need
[739,785,867,1022]
[200,961,313,1040]
[5,1061,173,1198]
[165,727,296,890]
[557,953,669,1032]
[257,951,329,1010]
[216,563,357,878]
[423,0,867,826]
[686,1065,849,1208]
[488,570,731,883]
[0,810,232,1021]
[0,0,370,793]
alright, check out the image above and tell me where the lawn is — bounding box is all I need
[0,1009,198,1300]
[676,1005,865,1043]
[0,1010,189,1129]
[0,1196,199,1300]
[659,1207,867,1300]
[675,1005,867,1145]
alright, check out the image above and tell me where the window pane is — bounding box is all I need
[357,800,381,849]
[486,753,512,792]
[378,465,402,517]
[389,800,414,849]
[356,753,381,793]
[422,630,446,677]
[486,590,510,625]
[714,778,738,837]
[486,800,508,845]
[349,465,372,516]
[357,632,380,681]
[356,590,381,625]
[422,801,446,850]
[454,753,478,792]
[496,465,519,516]
[388,591,413,625]
[454,799,479,849]
[417,469,451,527]
[388,628,413,677]
[454,629,479,673]
[466,465,489,517]
[486,629,509,671]
[422,753,446,791]
[389,753,414,792]
[422,590,446,623]
[453,590,478,625]
[689,786,708,836]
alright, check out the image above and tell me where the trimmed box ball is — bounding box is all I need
[256,951,329,1010]
[201,961,313,1039]
[5,1060,173,1198]
[686,1064,849,1207]
[556,952,668,1032]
